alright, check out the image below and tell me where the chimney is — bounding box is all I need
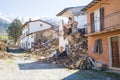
[29,18,31,22]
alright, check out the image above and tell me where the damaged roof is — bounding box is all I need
[82,0,101,11]
[56,6,85,16]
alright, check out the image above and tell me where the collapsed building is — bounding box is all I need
[38,6,106,70]
[35,7,93,69]
[20,6,108,70]
[56,6,87,54]
[20,19,58,50]
[38,6,91,69]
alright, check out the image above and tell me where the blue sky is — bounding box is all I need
[0,0,92,22]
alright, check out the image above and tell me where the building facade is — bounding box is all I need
[83,0,120,70]
[20,19,55,49]
[57,6,87,34]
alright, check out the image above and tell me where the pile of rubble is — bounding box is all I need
[30,38,59,57]
[0,51,14,59]
[30,30,106,70]
[35,36,106,70]
[36,36,94,69]
[0,40,14,59]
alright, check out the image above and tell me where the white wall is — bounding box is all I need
[20,25,28,49]
[20,20,52,49]
[59,21,65,51]
[76,15,87,28]
[29,21,52,34]
[27,34,34,49]
[20,23,34,49]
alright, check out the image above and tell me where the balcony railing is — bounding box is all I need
[87,10,120,36]
[104,10,120,30]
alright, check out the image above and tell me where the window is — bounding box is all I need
[40,24,43,27]
[26,32,28,36]
[24,33,26,38]
[94,9,100,32]
[90,7,104,33]
[26,42,27,47]
[22,43,24,47]
[31,42,34,47]
[100,7,104,30]
[90,12,95,33]
[31,34,34,38]
[93,39,103,54]
[24,43,25,47]
[28,42,30,46]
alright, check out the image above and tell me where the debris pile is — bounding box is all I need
[37,36,94,69]
[0,51,14,59]
[30,38,59,57]
[30,31,106,70]
[0,40,7,51]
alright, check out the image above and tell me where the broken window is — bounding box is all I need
[93,39,103,54]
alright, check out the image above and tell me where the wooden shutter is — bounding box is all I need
[94,39,103,54]
[100,7,104,31]
[90,12,95,33]
[98,39,103,53]
[93,39,99,53]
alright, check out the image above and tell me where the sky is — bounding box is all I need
[0,0,92,22]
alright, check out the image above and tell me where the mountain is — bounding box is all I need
[0,18,10,35]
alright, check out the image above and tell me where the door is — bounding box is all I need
[110,36,120,68]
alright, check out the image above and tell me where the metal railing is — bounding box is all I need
[87,10,120,34]
[104,10,120,30]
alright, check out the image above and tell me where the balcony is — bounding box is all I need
[86,10,120,36]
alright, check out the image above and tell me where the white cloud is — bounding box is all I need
[0,12,2,15]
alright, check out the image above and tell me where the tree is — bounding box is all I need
[7,19,22,43]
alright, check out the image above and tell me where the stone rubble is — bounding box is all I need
[0,51,14,59]
[29,27,107,70]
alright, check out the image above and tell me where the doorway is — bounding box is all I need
[110,36,120,68]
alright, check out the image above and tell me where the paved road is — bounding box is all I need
[0,55,119,80]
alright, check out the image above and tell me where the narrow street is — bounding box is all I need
[0,50,119,80]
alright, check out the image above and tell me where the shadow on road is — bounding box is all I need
[62,70,120,80]
[7,48,25,54]
[18,61,64,70]
[62,70,97,80]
